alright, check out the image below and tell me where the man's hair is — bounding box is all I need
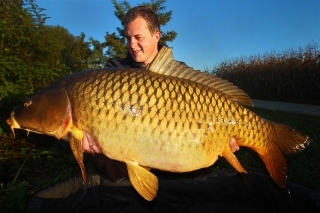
[124,6,160,34]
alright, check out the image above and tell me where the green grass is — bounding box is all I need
[0,107,319,212]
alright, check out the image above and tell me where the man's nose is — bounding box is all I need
[128,37,137,48]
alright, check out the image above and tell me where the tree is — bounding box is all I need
[86,37,106,68]
[104,0,177,60]
[24,0,50,29]
[0,0,91,101]
[0,0,39,99]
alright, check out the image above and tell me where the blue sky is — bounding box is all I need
[36,0,320,70]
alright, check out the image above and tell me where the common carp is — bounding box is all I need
[7,47,311,201]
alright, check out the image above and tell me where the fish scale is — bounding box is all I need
[6,47,311,201]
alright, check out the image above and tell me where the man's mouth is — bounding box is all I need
[132,49,141,55]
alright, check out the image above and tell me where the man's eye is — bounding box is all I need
[136,37,144,40]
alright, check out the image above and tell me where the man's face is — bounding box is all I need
[125,16,160,67]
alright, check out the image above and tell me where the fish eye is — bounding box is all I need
[24,99,32,108]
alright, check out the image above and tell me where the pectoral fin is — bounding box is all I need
[69,130,88,185]
[125,161,158,201]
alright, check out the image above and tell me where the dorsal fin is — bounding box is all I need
[147,47,253,107]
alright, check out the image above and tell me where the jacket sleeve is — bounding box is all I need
[104,60,117,68]
[105,58,135,68]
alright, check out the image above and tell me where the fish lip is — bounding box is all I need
[6,112,21,138]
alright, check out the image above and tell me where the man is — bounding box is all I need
[89,6,170,182]
[92,5,239,182]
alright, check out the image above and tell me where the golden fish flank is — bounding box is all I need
[6,47,311,201]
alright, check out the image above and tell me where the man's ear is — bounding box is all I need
[154,30,161,42]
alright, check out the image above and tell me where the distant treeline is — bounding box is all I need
[207,42,320,105]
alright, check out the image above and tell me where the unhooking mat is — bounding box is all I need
[25,169,320,213]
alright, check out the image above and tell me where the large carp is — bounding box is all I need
[7,47,311,201]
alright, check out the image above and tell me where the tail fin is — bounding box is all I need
[272,123,312,154]
[257,123,312,188]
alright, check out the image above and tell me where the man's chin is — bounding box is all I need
[133,56,144,63]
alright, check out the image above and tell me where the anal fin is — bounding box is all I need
[126,161,158,201]
[222,148,247,174]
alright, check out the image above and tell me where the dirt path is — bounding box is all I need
[252,100,320,117]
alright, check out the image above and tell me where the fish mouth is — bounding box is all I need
[6,112,21,138]
[5,112,40,138]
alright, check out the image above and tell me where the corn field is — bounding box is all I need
[209,43,320,105]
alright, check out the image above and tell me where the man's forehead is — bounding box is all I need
[125,17,150,35]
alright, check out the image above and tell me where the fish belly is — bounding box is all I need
[96,119,225,172]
